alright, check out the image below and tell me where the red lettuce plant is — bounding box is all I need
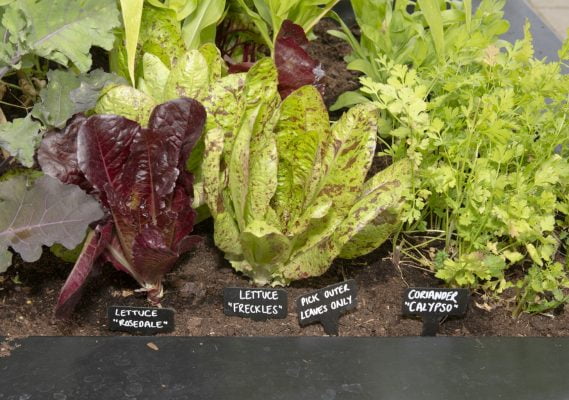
[225,20,325,99]
[38,98,205,317]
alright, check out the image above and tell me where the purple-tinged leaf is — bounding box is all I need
[76,114,139,205]
[54,221,112,318]
[147,98,206,171]
[132,226,178,304]
[275,20,325,99]
[38,114,93,192]
[0,175,105,268]
[53,98,204,312]
[228,61,255,74]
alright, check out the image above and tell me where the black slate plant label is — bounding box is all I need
[223,287,288,321]
[296,280,357,336]
[108,306,175,334]
[402,288,469,336]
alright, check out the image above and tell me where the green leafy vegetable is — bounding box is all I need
[202,58,410,285]
[355,22,569,313]
[96,44,224,124]
[329,0,509,110]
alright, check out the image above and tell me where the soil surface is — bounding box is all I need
[2,20,569,341]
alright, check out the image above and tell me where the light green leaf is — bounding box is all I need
[138,52,171,101]
[281,234,337,283]
[214,211,243,257]
[0,115,41,167]
[273,85,330,230]
[241,220,290,268]
[245,131,278,223]
[330,90,370,111]
[95,84,157,126]
[202,73,246,155]
[146,0,197,21]
[163,49,210,101]
[139,5,185,69]
[120,0,144,86]
[417,0,445,61]
[202,127,224,217]
[181,0,226,49]
[198,43,225,83]
[1,0,120,75]
[228,58,278,229]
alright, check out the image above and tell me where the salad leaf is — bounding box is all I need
[202,59,410,285]
[0,174,104,273]
[228,20,325,99]
[275,20,325,98]
[44,98,205,315]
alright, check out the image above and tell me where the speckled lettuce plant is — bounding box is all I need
[201,58,410,285]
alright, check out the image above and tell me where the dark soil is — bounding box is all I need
[2,20,569,341]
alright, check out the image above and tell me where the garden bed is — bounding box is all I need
[1,12,568,341]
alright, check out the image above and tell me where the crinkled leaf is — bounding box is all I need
[0,114,41,167]
[148,97,206,172]
[54,221,112,318]
[163,50,210,101]
[95,85,157,126]
[75,99,203,303]
[38,114,92,191]
[0,175,104,265]
[77,114,140,206]
[273,85,329,230]
[146,0,197,21]
[0,0,120,75]
[275,20,325,99]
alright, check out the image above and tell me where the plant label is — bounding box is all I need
[296,280,358,336]
[108,306,175,335]
[223,287,288,321]
[402,288,469,336]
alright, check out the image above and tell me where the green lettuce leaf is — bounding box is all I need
[200,58,410,285]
